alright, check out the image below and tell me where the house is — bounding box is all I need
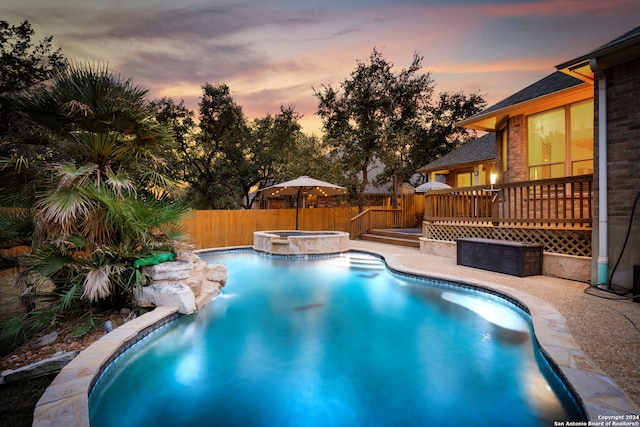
[416,133,496,187]
[556,26,640,289]
[456,71,592,183]
[422,26,640,289]
[361,160,416,207]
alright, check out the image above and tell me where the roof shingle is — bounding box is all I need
[478,72,583,116]
[417,133,496,172]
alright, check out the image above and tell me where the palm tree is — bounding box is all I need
[1,63,188,348]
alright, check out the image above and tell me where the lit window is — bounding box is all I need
[457,172,472,187]
[527,100,593,180]
[570,101,594,175]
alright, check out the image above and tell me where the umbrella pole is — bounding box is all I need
[295,189,301,230]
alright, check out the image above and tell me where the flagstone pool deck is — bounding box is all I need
[34,241,640,426]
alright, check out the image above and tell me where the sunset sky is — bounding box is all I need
[2,0,639,134]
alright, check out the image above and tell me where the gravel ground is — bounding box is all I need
[350,240,640,407]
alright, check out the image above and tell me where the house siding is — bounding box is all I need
[593,57,640,288]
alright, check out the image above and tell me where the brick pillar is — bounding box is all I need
[507,115,526,183]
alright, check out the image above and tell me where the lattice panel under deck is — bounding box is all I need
[423,223,591,257]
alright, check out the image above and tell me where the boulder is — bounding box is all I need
[133,282,197,314]
[196,282,221,310]
[183,274,203,296]
[206,263,227,286]
[142,260,193,281]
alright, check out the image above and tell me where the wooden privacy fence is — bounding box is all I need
[182,207,359,249]
[183,194,426,247]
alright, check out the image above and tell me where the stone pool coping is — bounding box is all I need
[33,245,639,425]
[32,306,179,427]
[253,230,350,255]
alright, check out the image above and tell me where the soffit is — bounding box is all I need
[456,84,593,132]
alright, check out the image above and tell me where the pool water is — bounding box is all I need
[89,251,584,426]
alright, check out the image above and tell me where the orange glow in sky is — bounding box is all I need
[2,0,638,134]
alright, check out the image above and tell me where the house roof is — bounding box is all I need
[457,26,640,133]
[416,133,496,173]
[456,72,588,132]
[477,72,582,117]
[557,26,640,81]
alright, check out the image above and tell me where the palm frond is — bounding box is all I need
[8,61,150,136]
[106,171,135,199]
[21,244,74,278]
[54,162,97,190]
[82,265,112,302]
[36,186,93,238]
[0,207,35,249]
[138,169,183,200]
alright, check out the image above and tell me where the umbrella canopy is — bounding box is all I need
[261,176,347,198]
[414,181,451,193]
[260,176,347,229]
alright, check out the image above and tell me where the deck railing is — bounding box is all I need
[348,193,425,239]
[423,174,593,228]
[349,207,403,239]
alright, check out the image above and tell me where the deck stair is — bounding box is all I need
[358,229,421,248]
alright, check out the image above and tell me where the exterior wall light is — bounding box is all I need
[485,172,501,202]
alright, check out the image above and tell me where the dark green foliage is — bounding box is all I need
[314,48,434,207]
[153,84,329,209]
[0,62,189,354]
[0,20,66,142]
[315,48,486,208]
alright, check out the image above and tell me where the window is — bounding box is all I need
[570,101,594,175]
[527,100,593,180]
[457,172,472,187]
[499,128,508,174]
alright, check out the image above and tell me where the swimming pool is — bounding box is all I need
[89,250,585,426]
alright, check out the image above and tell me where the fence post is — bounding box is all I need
[491,194,500,226]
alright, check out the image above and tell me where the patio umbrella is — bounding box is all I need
[414,181,451,192]
[260,176,347,229]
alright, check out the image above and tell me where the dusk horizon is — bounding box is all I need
[3,0,638,134]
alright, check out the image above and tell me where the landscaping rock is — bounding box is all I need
[30,332,58,349]
[132,255,227,315]
[206,263,227,286]
[133,282,197,314]
[142,260,193,281]
[0,351,77,384]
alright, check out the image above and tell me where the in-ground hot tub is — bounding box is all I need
[253,230,350,255]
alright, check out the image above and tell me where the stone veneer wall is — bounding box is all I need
[253,231,350,255]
